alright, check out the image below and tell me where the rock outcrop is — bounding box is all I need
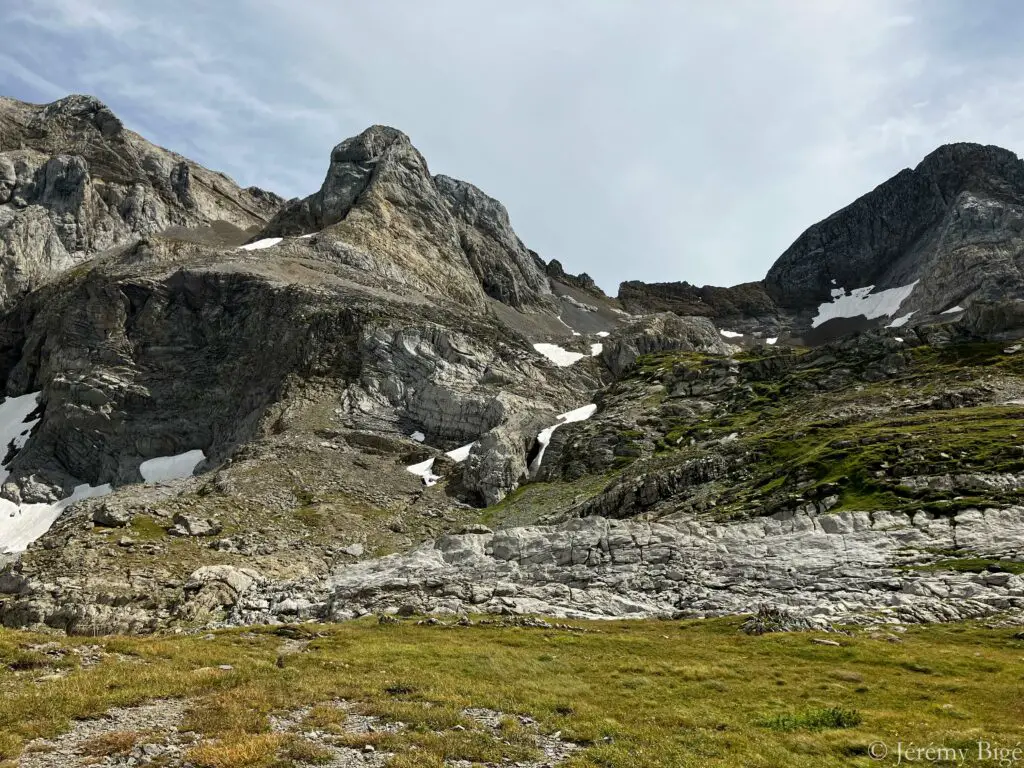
[0,94,282,308]
[257,127,555,311]
[308,507,1024,625]
[600,313,730,377]
[2,94,1024,636]
[766,144,1024,314]
[619,143,1024,341]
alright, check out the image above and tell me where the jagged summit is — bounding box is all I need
[765,141,1024,314]
[1,92,1024,639]
[257,123,562,310]
[0,93,282,308]
[618,141,1024,343]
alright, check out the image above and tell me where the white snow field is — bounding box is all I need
[410,431,426,443]
[405,457,441,487]
[0,395,211,553]
[719,329,743,338]
[811,281,919,328]
[140,449,206,483]
[528,403,598,474]
[445,442,476,463]
[404,441,477,486]
[766,337,778,345]
[595,331,610,338]
[533,343,586,367]
[0,483,112,555]
[590,343,604,356]
[942,305,965,314]
[238,237,283,251]
[0,392,41,484]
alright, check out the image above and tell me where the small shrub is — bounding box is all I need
[759,707,863,732]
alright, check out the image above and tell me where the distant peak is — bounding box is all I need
[39,93,123,139]
[915,142,1021,174]
[330,125,410,165]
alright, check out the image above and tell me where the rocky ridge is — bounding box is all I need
[0,94,1022,634]
[0,94,282,309]
[619,143,1024,344]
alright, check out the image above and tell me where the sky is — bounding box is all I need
[2,1,1024,294]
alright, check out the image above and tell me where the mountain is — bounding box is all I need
[620,143,1024,344]
[0,95,283,310]
[0,95,1022,636]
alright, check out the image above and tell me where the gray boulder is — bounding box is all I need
[601,313,731,377]
[461,411,558,506]
[170,512,222,537]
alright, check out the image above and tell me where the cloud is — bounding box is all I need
[2,0,1023,293]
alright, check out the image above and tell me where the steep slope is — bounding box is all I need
[0,96,1022,635]
[766,143,1024,316]
[0,94,282,308]
[620,143,1024,344]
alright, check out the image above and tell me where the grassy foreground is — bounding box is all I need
[1,617,1022,767]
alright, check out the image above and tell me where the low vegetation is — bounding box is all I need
[492,339,1024,525]
[2,617,1023,767]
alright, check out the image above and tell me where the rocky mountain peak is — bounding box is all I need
[259,125,558,311]
[0,94,282,309]
[330,124,409,164]
[763,140,1024,334]
[35,93,125,140]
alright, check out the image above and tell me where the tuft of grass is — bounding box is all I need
[279,736,334,764]
[758,707,863,732]
[186,733,285,768]
[78,731,140,757]
[129,516,167,540]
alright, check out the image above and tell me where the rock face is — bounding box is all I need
[435,175,553,309]
[766,144,1024,314]
[617,280,780,329]
[0,95,282,308]
[258,127,554,311]
[309,507,1024,625]
[619,143,1024,341]
[1,94,1024,635]
[600,313,730,377]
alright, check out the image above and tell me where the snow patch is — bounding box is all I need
[0,392,42,485]
[766,337,778,345]
[590,343,603,356]
[529,404,598,474]
[533,343,586,367]
[886,311,916,329]
[405,457,440,487]
[894,337,904,343]
[445,442,476,463]
[0,482,112,555]
[404,440,476,487]
[942,305,965,314]
[595,331,610,338]
[812,281,918,328]
[410,431,425,443]
[238,237,283,251]
[140,450,206,484]
[719,329,743,339]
